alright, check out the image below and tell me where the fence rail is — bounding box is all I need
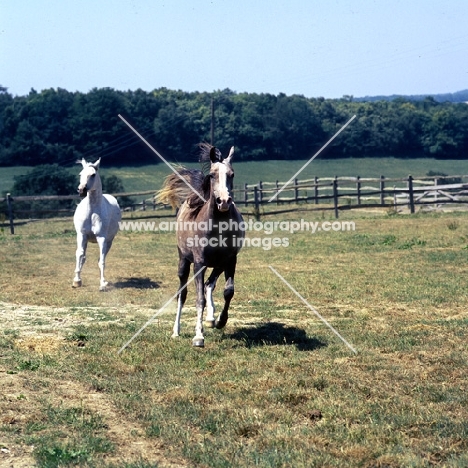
[2,174,468,234]
[235,174,468,215]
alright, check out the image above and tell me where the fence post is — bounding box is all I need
[294,178,299,203]
[380,175,385,206]
[314,176,319,204]
[408,175,415,213]
[275,180,279,205]
[7,193,14,234]
[254,186,260,220]
[356,176,361,205]
[244,183,248,206]
[333,177,339,218]
[258,181,263,203]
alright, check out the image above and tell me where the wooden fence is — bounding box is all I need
[2,174,468,234]
[239,174,468,216]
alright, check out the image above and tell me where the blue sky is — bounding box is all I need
[1,0,467,98]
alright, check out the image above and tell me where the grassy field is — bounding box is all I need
[2,157,468,195]
[1,206,468,467]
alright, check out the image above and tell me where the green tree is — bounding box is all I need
[71,87,127,161]
[422,104,468,158]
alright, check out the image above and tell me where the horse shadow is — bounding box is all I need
[228,322,326,351]
[113,277,160,289]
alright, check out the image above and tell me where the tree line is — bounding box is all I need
[1,86,468,167]
[354,89,468,103]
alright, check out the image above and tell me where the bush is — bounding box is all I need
[8,164,77,218]
[101,174,134,209]
[426,170,462,185]
[5,165,133,218]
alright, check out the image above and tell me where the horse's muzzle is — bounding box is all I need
[217,197,232,212]
[78,187,87,198]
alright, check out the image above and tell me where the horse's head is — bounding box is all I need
[209,146,235,212]
[77,158,101,197]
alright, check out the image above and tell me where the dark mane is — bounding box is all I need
[185,143,220,212]
[199,142,222,161]
[187,173,212,215]
[199,142,222,174]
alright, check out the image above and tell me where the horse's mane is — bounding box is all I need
[157,143,219,211]
[156,143,222,210]
[157,168,210,211]
[199,142,221,174]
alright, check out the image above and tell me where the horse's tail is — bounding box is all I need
[156,168,205,209]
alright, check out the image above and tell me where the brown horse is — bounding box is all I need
[158,144,244,347]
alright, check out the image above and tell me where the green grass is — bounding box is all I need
[1,209,468,466]
[2,157,468,195]
[0,166,36,195]
[27,405,114,467]
[231,157,468,185]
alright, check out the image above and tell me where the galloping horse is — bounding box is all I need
[72,158,121,291]
[158,144,244,347]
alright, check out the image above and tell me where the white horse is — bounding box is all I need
[72,158,121,291]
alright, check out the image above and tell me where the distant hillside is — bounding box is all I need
[355,89,468,103]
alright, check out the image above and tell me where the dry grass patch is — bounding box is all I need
[0,371,187,467]
[1,210,468,466]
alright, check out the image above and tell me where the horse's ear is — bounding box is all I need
[76,158,86,167]
[91,158,101,170]
[224,146,235,163]
[209,147,218,163]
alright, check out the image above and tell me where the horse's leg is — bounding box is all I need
[215,257,237,329]
[204,267,223,328]
[173,257,190,338]
[192,262,207,347]
[97,237,111,291]
[73,233,87,287]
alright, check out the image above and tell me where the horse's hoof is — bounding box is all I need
[192,338,205,348]
[99,282,109,291]
[72,280,82,288]
[215,319,227,329]
[205,320,216,328]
